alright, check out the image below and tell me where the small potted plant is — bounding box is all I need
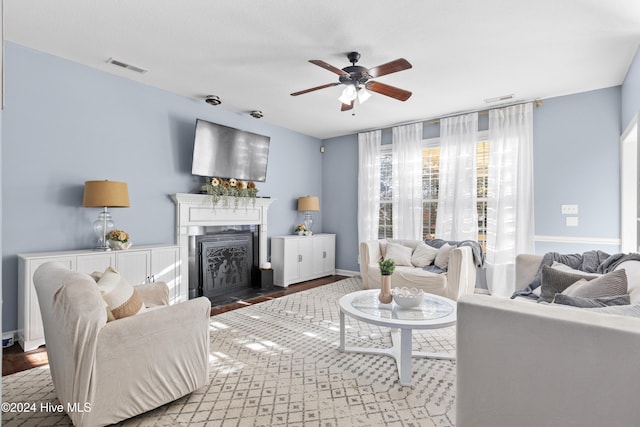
[378,258,395,303]
[107,229,132,250]
[294,224,307,236]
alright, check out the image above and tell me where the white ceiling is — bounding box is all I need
[5,0,640,139]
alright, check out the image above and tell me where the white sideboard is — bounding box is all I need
[270,234,336,287]
[17,244,181,351]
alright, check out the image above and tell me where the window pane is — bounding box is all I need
[378,138,488,249]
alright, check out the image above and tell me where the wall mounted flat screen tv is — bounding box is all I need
[191,119,270,182]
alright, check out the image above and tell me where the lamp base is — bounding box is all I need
[303,211,314,233]
[93,209,115,251]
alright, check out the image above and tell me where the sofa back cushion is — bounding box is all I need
[411,242,438,267]
[384,242,414,267]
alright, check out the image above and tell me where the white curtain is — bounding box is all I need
[436,112,479,241]
[392,123,423,240]
[358,130,382,244]
[486,103,535,297]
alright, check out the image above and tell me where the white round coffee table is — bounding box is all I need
[338,289,456,386]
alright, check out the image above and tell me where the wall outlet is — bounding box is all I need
[561,204,579,215]
[2,332,14,348]
[566,216,579,227]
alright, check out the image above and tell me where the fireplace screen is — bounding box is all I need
[197,231,253,299]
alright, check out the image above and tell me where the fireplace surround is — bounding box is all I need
[172,193,274,302]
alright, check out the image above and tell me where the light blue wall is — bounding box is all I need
[323,87,624,273]
[321,134,358,270]
[622,46,640,129]
[533,87,621,254]
[2,42,322,332]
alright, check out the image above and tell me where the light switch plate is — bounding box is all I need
[562,204,579,215]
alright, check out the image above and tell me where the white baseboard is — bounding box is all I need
[336,269,359,277]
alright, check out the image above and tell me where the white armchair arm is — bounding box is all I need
[360,240,382,289]
[135,281,170,307]
[446,246,477,300]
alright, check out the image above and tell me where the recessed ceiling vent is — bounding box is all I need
[485,94,514,104]
[106,58,148,74]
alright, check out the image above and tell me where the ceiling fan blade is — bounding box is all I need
[367,58,412,78]
[365,81,412,101]
[291,82,341,96]
[309,60,349,76]
[341,100,354,111]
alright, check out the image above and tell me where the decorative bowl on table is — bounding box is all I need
[391,287,424,308]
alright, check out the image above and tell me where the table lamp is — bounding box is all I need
[82,180,130,250]
[297,196,320,233]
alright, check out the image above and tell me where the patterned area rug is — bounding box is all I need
[2,277,456,426]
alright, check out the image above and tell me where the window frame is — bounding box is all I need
[378,130,489,243]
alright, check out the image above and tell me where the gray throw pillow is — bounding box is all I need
[538,265,598,303]
[552,294,631,308]
[562,269,628,298]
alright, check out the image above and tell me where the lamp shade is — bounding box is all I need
[82,180,130,208]
[297,196,320,212]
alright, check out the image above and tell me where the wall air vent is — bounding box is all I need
[106,58,148,74]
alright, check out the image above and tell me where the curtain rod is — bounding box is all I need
[360,98,543,133]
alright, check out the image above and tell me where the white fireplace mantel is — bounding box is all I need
[171,193,274,301]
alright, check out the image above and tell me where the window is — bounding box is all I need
[379,133,489,247]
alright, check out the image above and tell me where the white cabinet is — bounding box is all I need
[17,244,180,351]
[271,234,336,287]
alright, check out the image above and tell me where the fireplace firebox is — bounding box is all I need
[188,226,260,302]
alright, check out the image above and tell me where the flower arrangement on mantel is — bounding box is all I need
[203,177,258,209]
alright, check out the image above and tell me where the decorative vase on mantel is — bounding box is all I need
[378,259,395,304]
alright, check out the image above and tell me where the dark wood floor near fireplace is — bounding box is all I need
[2,275,348,376]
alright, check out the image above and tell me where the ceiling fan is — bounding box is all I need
[291,52,413,111]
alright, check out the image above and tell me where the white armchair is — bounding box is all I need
[359,239,477,300]
[33,262,211,427]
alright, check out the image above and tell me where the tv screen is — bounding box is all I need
[191,119,270,182]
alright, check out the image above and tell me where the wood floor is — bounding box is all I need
[2,275,348,377]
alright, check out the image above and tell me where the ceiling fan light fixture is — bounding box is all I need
[357,87,372,104]
[338,85,357,104]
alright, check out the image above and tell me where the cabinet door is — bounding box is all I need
[282,239,300,282]
[150,247,181,303]
[76,253,115,276]
[298,238,313,279]
[116,250,151,284]
[312,237,325,276]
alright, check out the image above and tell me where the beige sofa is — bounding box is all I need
[33,262,211,427]
[359,239,477,300]
[456,254,640,427]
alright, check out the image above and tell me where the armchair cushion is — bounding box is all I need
[97,266,146,320]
